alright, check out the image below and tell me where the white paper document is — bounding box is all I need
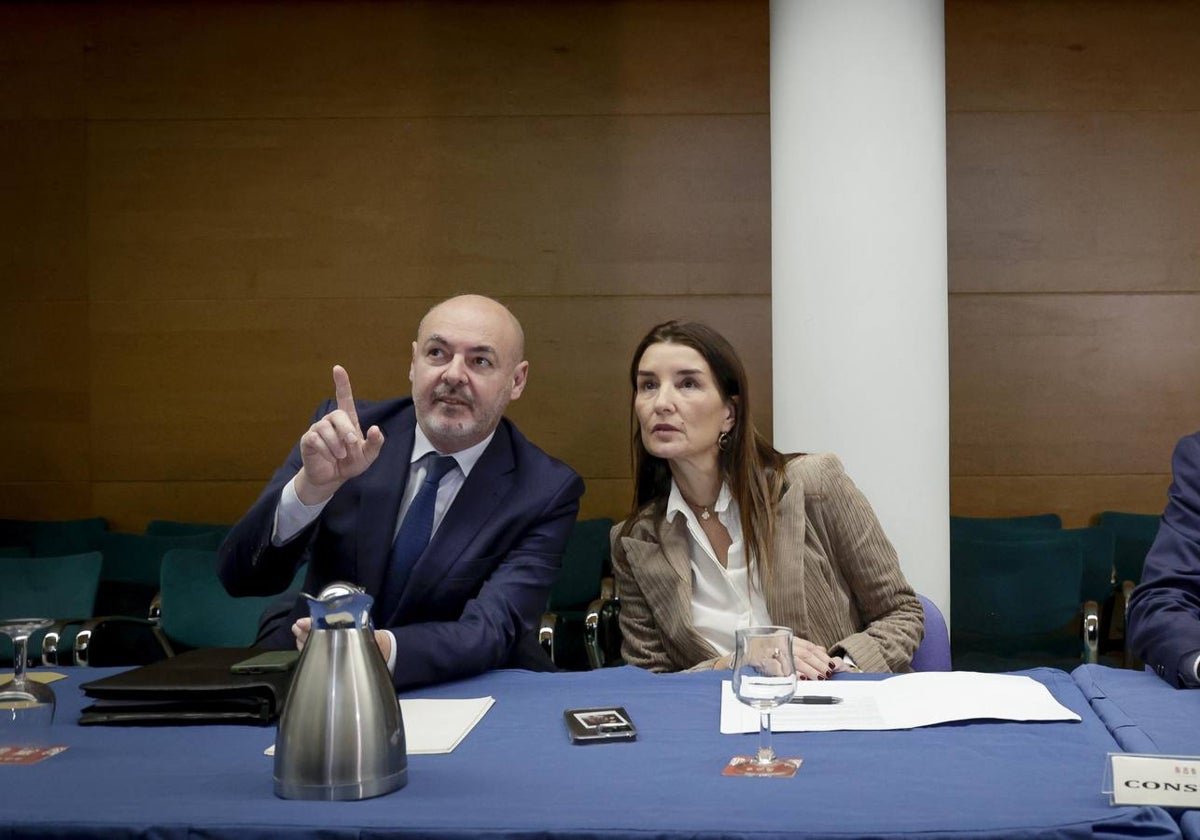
[401,696,495,754]
[720,672,1080,734]
[265,696,494,757]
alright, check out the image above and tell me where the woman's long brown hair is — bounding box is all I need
[624,320,791,586]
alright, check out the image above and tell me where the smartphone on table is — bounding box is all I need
[230,650,299,675]
[563,706,637,743]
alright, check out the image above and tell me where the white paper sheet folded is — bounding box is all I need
[401,696,495,754]
[719,672,1080,734]
[265,696,495,757]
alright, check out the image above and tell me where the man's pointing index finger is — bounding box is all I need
[332,365,361,432]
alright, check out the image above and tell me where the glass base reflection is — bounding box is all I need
[722,755,803,778]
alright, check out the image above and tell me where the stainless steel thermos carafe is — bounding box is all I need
[273,582,407,800]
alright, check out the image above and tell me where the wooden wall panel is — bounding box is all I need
[91,480,269,534]
[946,0,1200,112]
[0,0,768,528]
[2,6,91,523]
[0,301,90,484]
[952,475,1172,529]
[951,294,1200,477]
[0,4,86,120]
[0,483,92,521]
[88,299,420,482]
[89,295,769,519]
[948,0,1200,522]
[1,120,88,300]
[83,1,768,119]
[949,112,1200,294]
[87,116,769,301]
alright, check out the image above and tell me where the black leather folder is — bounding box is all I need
[79,647,295,726]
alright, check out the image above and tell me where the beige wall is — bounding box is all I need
[1,1,1196,532]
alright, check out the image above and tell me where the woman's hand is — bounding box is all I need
[791,637,836,681]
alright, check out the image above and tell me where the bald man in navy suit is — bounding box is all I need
[219,295,584,689]
[1127,430,1200,688]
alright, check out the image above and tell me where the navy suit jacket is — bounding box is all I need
[218,397,584,689]
[1127,430,1200,688]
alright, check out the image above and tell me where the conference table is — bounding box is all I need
[0,663,1183,839]
[1073,664,1200,839]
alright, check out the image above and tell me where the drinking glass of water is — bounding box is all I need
[730,625,797,776]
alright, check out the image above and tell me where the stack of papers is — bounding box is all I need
[720,672,1080,733]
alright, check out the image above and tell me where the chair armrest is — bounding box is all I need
[584,592,623,670]
[1082,600,1100,665]
[583,599,604,670]
[73,615,166,666]
[539,611,557,663]
[580,576,621,668]
[40,618,91,667]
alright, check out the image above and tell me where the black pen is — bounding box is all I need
[789,695,842,704]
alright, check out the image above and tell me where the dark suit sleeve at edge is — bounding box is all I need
[1127,432,1200,688]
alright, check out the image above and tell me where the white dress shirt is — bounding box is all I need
[666,480,773,656]
[272,424,496,671]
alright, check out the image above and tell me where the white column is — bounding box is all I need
[770,1,949,614]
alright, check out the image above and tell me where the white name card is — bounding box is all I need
[1109,754,1200,808]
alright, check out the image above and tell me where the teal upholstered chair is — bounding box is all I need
[144,519,232,540]
[0,552,103,666]
[74,550,307,664]
[0,517,107,557]
[1096,510,1161,590]
[539,517,613,670]
[32,517,108,557]
[1095,510,1163,666]
[156,550,306,654]
[951,533,1091,672]
[950,513,1062,539]
[950,516,1118,666]
[93,530,226,619]
[0,518,35,549]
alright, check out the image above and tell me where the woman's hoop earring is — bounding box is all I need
[718,431,732,451]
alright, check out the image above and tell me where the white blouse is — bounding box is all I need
[665,480,773,655]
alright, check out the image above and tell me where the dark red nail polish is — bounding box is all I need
[800,674,809,680]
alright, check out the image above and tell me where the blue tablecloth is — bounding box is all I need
[1073,664,1200,839]
[0,664,1180,839]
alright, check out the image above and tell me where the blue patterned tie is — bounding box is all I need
[376,454,458,620]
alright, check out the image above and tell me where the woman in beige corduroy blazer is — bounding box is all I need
[611,320,923,678]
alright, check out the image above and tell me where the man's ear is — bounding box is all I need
[409,340,418,384]
[509,360,529,401]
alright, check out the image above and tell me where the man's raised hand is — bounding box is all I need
[294,365,385,505]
